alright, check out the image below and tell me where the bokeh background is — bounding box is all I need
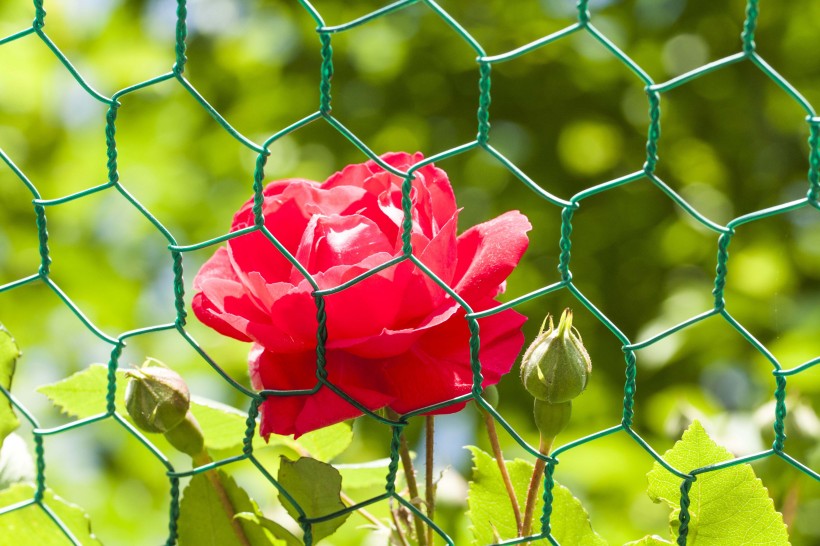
[1,0,819,544]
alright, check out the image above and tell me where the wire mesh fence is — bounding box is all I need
[1,0,819,544]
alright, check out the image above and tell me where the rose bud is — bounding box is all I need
[520,308,591,404]
[124,360,190,434]
[533,399,572,440]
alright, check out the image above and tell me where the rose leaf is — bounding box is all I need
[277,456,350,543]
[36,364,112,419]
[294,422,353,462]
[335,457,402,490]
[0,484,101,545]
[178,469,285,546]
[0,324,21,448]
[646,420,789,545]
[188,395,254,451]
[234,513,301,546]
[466,446,606,546]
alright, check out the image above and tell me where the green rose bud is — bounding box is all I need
[163,411,205,457]
[124,360,190,434]
[520,308,591,404]
[533,399,572,440]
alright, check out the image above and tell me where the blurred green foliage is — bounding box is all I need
[1,0,819,544]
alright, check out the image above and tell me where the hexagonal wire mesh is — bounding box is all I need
[1,0,819,544]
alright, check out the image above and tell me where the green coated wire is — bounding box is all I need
[0,0,818,545]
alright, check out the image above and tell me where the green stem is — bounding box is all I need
[520,436,553,540]
[425,415,436,545]
[482,408,522,535]
[192,451,252,546]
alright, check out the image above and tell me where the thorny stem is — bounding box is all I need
[520,435,554,540]
[192,451,253,546]
[482,408,523,535]
[425,415,436,546]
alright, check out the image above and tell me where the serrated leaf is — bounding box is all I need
[179,469,280,546]
[646,420,789,545]
[0,484,101,545]
[0,325,21,448]
[235,512,301,546]
[37,364,250,451]
[278,457,350,543]
[624,536,674,545]
[37,364,114,420]
[466,447,606,546]
[0,432,35,489]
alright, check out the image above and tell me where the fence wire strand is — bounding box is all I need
[1,0,819,544]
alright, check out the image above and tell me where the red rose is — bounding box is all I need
[192,152,531,438]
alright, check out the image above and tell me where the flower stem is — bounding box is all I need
[192,451,252,546]
[425,415,436,545]
[390,418,428,546]
[520,435,553,540]
[482,408,522,535]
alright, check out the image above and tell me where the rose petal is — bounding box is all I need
[260,287,317,353]
[385,304,526,414]
[294,214,393,275]
[229,182,376,284]
[323,152,457,242]
[330,300,460,358]
[251,345,395,438]
[192,247,265,342]
[452,210,532,304]
[315,257,412,346]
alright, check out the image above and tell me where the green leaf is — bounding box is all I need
[37,364,249,451]
[37,364,113,420]
[0,432,35,489]
[336,458,398,490]
[624,537,674,545]
[295,422,353,462]
[466,447,606,546]
[0,324,21,448]
[178,469,282,546]
[646,420,789,545]
[0,484,101,545]
[235,512,301,546]
[277,456,350,543]
[189,396,250,451]
[253,422,354,463]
